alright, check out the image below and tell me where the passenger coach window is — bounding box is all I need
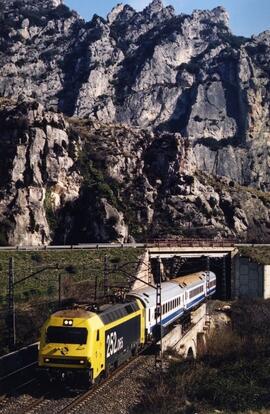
[189,285,204,298]
[46,327,88,344]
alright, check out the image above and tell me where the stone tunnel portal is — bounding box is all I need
[149,246,234,300]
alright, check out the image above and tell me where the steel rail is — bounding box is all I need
[0,361,37,382]
[16,395,47,414]
[57,348,151,414]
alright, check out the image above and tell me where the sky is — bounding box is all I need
[65,0,270,37]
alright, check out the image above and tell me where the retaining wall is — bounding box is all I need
[233,256,265,298]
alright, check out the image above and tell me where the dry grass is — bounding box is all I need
[240,186,270,205]
[238,246,270,265]
[133,300,270,414]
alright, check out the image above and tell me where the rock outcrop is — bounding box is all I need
[0,98,81,245]
[1,100,269,245]
[0,0,269,245]
[0,0,269,191]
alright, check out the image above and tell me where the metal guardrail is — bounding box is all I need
[0,243,145,251]
[0,342,38,388]
[0,241,269,252]
[0,361,37,382]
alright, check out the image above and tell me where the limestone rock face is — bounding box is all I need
[47,119,270,244]
[0,99,81,246]
[0,0,269,192]
[0,101,269,245]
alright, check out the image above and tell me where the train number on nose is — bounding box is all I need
[106,331,124,358]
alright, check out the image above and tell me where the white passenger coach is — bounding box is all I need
[128,271,216,338]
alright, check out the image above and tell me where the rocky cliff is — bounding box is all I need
[0,99,269,245]
[0,0,269,245]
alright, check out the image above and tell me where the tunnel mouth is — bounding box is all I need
[151,255,231,300]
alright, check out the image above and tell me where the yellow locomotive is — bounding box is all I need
[39,271,216,386]
[39,300,145,385]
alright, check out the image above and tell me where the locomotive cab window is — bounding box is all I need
[46,327,88,345]
[96,330,100,341]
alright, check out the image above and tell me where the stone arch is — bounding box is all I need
[197,332,206,356]
[184,339,197,359]
[186,347,194,359]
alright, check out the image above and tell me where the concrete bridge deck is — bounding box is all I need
[148,246,236,259]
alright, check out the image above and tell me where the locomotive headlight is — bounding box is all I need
[63,319,73,326]
[44,358,50,363]
[79,360,85,364]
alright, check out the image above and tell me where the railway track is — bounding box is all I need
[7,351,153,414]
[0,379,75,414]
[0,377,42,414]
[58,354,146,414]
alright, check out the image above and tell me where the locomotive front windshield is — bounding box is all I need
[46,327,88,344]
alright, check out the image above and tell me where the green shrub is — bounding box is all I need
[65,265,78,274]
[44,189,58,232]
[0,231,8,247]
[48,5,74,20]
[219,32,249,48]
[47,285,55,296]
[31,253,43,263]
